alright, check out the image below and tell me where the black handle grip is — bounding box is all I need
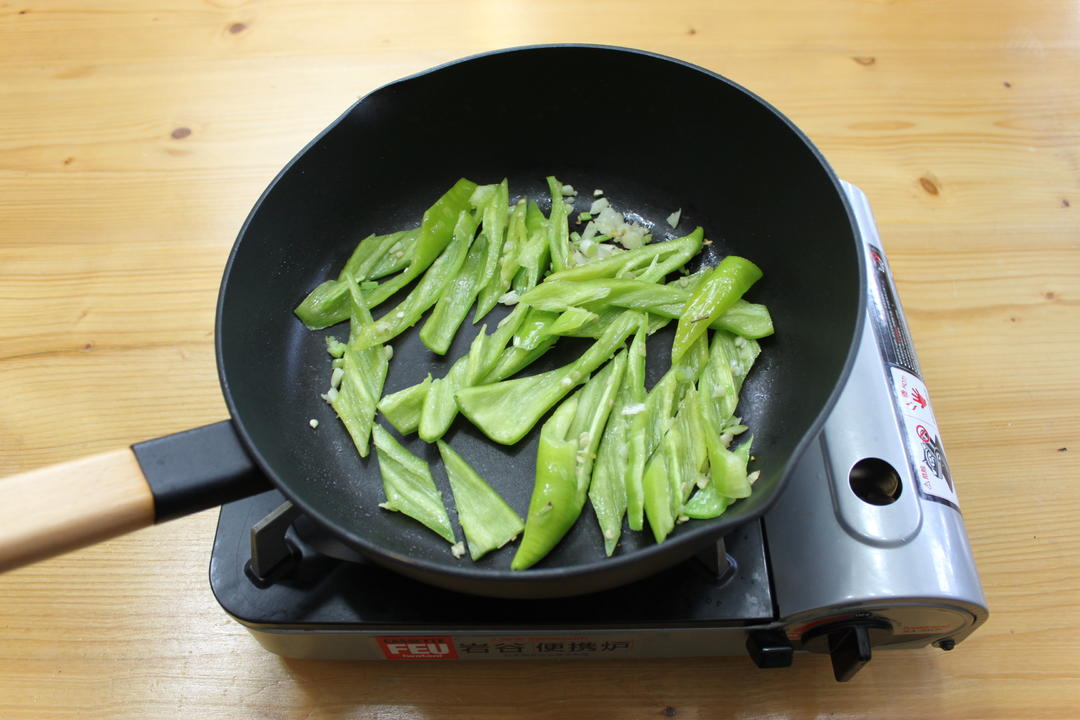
[132,421,271,523]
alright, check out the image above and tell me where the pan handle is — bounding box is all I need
[0,421,270,573]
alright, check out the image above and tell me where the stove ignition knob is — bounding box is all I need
[801,618,892,682]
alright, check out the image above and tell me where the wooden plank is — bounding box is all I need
[1,0,1078,717]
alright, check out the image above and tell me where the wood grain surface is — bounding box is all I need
[1,1,1078,718]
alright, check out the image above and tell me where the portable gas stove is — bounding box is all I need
[209,183,987,682]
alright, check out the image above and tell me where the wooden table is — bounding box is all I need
[2,1,1077,717]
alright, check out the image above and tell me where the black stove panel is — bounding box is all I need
[210,490,775,629]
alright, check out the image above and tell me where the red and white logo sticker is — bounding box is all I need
[377,636,458,660]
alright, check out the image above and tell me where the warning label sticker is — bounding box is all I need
[890,367,958,507]
[865,242,959,511]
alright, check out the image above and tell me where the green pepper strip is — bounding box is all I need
[294,177,473,330]
[521,278,773,339]
[509,396,578,570]
[341,229,418,282]
[512,199,550,295]
[556,307,671,340]
[371,425,455,543]
[696,329,761,499]
[365,178,478,309]
[470,180,510,322]
[415,306,542,442]
[546,176,571,273]
[437,440,524,561]
[626,334,708,530]
[418,330,490,442]
[548,307,600,335]
[671,255,763,364]
[419,211,484,355]
[589,320,647,555]
[328,276,389,457]
[642,386,713,543]
[455,311,642,446]
[545,227,703,284]
[504,307,560,352]
[512,354,626,570]
[684,437,753,519]
[375,305,531,440]
[475,195,525,321]
[642,410,684,543]
[294,232,407,331]
[349,211,473,351]
[377,374,431,435]
[366,229,420,280]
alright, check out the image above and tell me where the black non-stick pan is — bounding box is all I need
[0,45,864,598]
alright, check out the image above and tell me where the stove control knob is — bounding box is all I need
[801,618,892,682]
[746,630,794,669]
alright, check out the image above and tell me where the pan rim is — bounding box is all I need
[215,43,868,592]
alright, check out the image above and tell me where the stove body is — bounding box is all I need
[209,183,987,680]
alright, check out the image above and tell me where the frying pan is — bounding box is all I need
[0,45,865,598]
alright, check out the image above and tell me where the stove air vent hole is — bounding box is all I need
[848,458,902,506]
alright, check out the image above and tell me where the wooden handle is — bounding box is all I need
[0,449,155,573]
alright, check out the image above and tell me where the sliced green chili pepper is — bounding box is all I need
[568,351,627,492]
[697,329,760,500]
[699,330,739,423]
[548,307,600,335]
[372,425,455,543]
[558,307,670,340]
[364,177,478,310]
[512,199,551,295]
[546,176,571,273]
[642,386,711,543]
[505,307,560,352]
[589,321,647,555]
[712,301,773,339]
[729,333,762,386]
[627,333,708,531]
[437,440,524,560]
[545,228,702,284]
[419,330,490,442]
[337,232,381,279]
[455,311,641,445]
[518,279,616,311]
[294,279,355,331]
[512,354,626,570]
[293,233,398,331]
[469,183,497,211]
[520,277,772,339]
[641,419,680,543]
[365,229,420,280]
[375,306,532,440]
[473,180,511,321]
[700,329,762,422]
[328,276,389,457]
[341,229,419,282]
[294,179,473,330]
[475,195,525,320]
[684,437,753,518]
[349,212,473,350]
[510,396,578,570]
[377,374,432,435]
[419,211,484,355]
[671,255,762,364]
